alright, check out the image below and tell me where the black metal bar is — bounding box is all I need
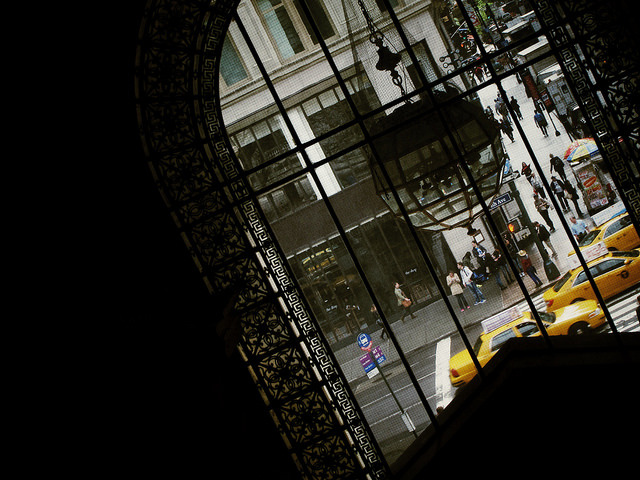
[233,13,391,477]
[282,0,444,428]
[381,0,554,346]
[512,0,622,338]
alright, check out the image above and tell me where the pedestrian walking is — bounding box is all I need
[370,305,389,339]
[474,65,484,83]
[569,216,589,243]
[563,182,584,217]
[533,221,557,257]
[502,234,524,276]
[471,240,490,276]
[522,161,533,183]
[518,250,543,288]
[447,271,471,312]
[534,193,555,231]
[549,153,567,182]
[458,262,486,305]
[550,176,569,211]
[498,118,514,142]
[498,101,511,125]
[491,249,514,290]
[534,109,549,136]
[510,96,523,119]
[530,173,547,199]
[484,105,494,119]
[394,282,415,322]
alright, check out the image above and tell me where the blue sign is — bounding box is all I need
[357,333,372,350]
[372,345,386,365]
[489,192,513,210]
[360,353,375,373]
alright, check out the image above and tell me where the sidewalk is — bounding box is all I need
[338,69,597,386]
[338,256,555,386]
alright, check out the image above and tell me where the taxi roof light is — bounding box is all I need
[567,241,609,270]
[481,305,523,334]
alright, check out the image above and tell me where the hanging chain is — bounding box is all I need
[355,0,408,100]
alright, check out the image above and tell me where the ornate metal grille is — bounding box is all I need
[134,0,640,478]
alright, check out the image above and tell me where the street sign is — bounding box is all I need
[359,353,375,373]
[359,353,379,378]
[489,192,513,210]
[372,345,386,365]
[357,332,372,351]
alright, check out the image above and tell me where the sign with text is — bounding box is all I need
[359,354,379,378]
[482,305,523,334]
[489,192,513,210]
[357,332,372,351]
[359,345,386,378]
[372,345,386,365]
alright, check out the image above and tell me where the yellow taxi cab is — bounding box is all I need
[569,212,639,256]
[449,301,605,387]
[544,245,640,311]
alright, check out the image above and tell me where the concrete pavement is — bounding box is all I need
[337,74,601,385]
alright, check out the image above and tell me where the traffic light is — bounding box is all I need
[507,219,520,233]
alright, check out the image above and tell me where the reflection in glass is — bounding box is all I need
[370,91,506,231]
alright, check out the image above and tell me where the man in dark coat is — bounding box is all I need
[549,153,567,182]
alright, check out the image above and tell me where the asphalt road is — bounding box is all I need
[353,286,640,466]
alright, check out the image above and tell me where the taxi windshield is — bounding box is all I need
[553,271,572,292]
[578,230,600,246]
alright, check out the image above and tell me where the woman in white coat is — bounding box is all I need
[447,271,471,312]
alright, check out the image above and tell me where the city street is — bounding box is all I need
[335,64,639,466]
[475,73,595,277]
[352,287,640,466]
[336,69,600,386]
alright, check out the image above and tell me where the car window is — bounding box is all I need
[594,258,625,275]
[611,250,639,257]
[604,220,622,237]
[619,215,632,228]
[573,269,589,286]
[573,258,625,286]
[490,329,517,352]
[553,271,572,292]
[537,311,556,323]
[516,322,540,337]
[579,230,600,246]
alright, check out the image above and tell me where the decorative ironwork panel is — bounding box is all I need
[240,301,293,359]
[135,0,388,478]
[532,0,640,227]
[135,0,639,477]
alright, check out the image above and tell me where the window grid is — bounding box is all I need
[138,2,635,476]
[231,0,633,440]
